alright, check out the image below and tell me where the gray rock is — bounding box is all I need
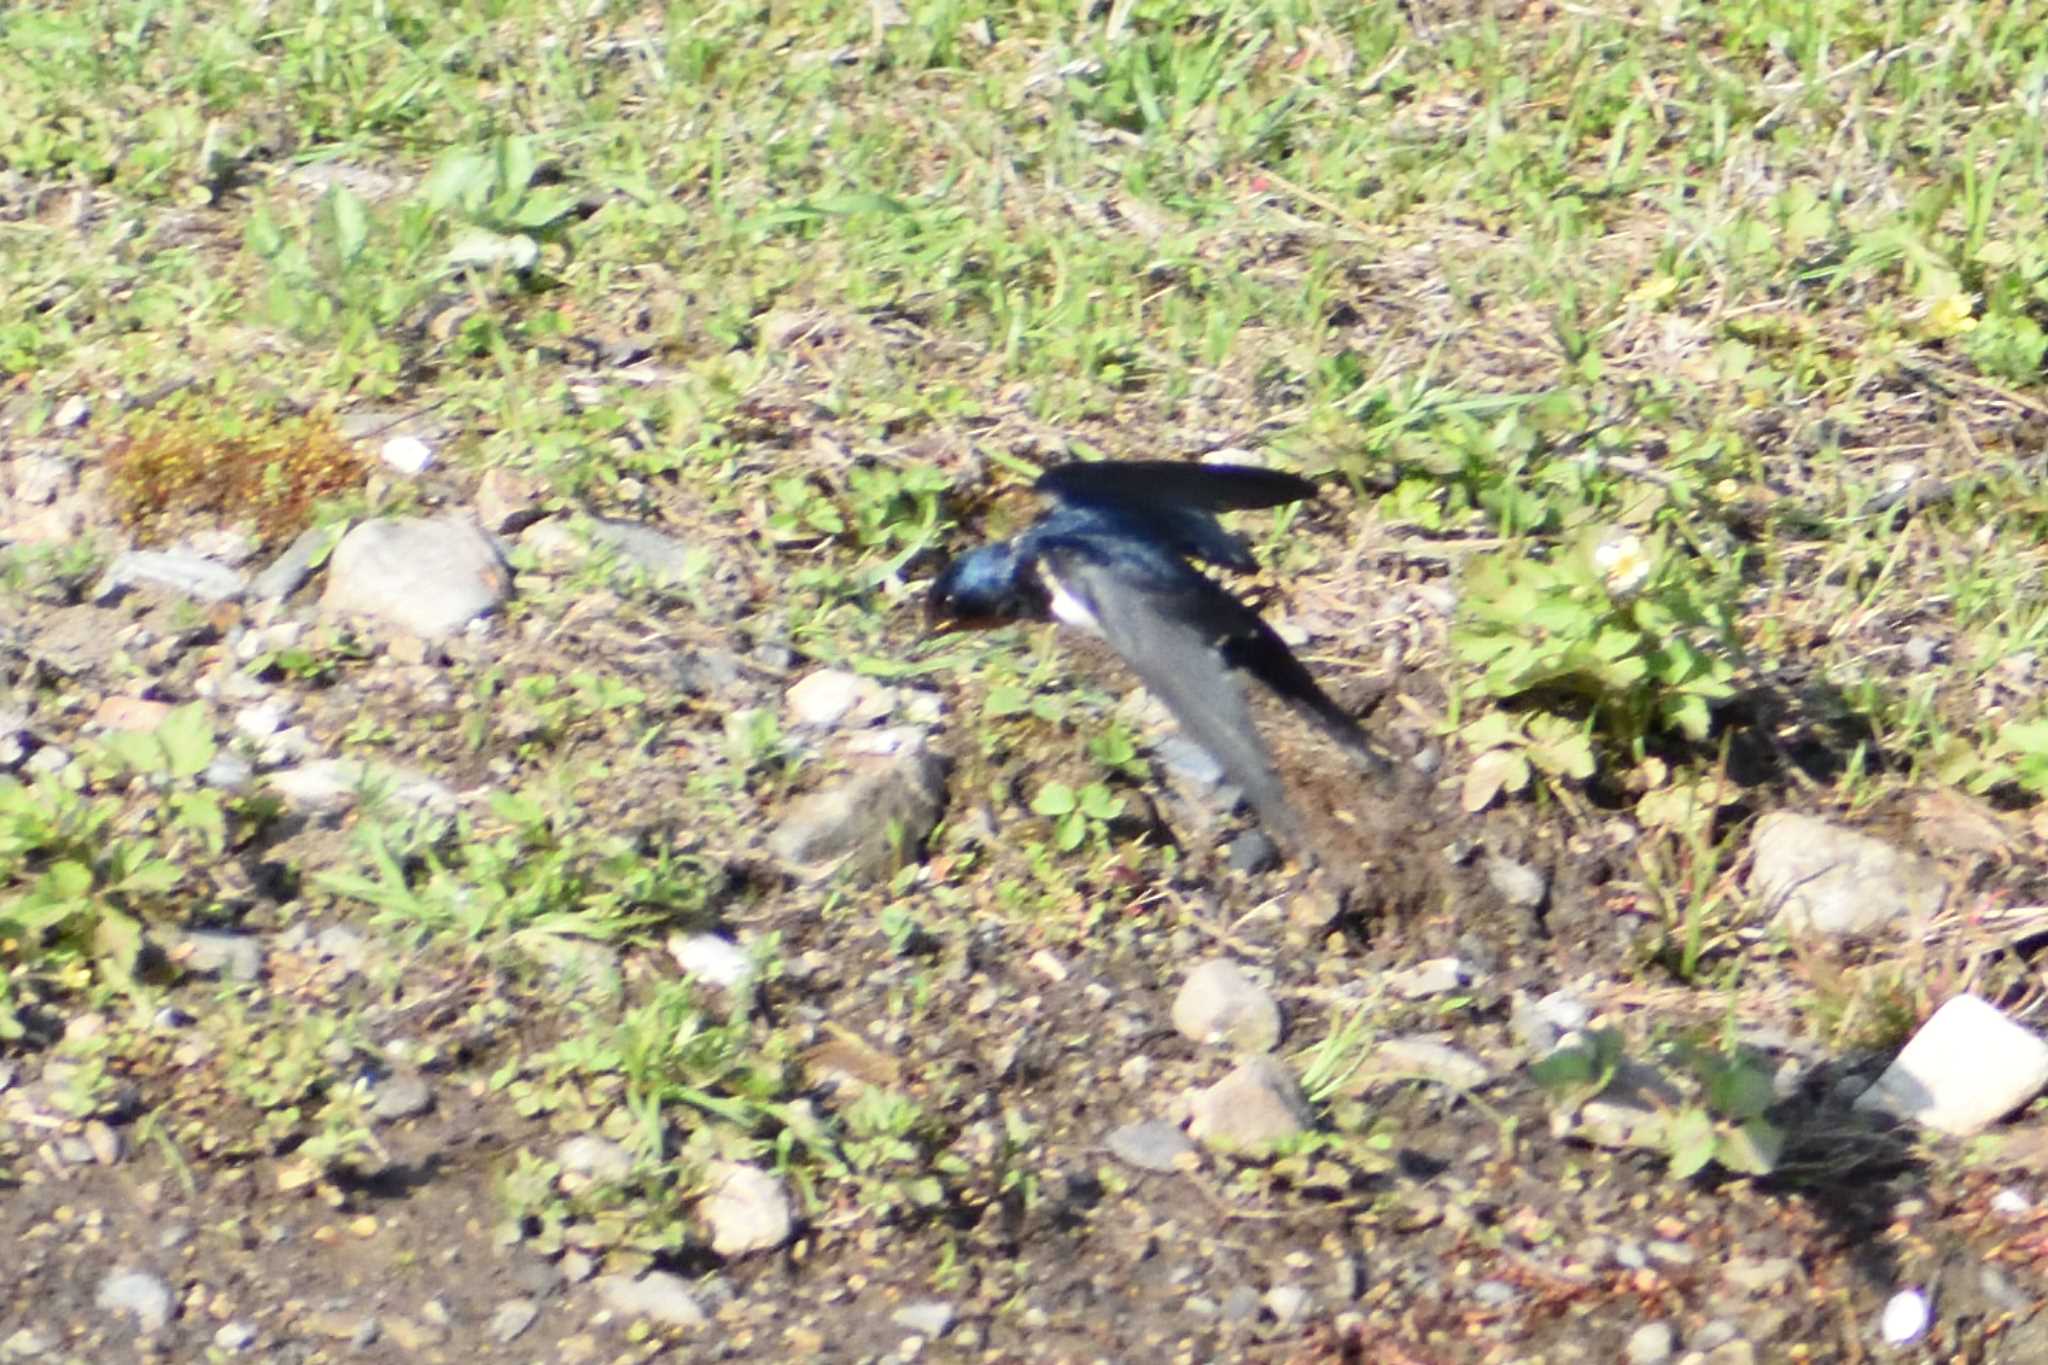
[1225,829,1279,874]
[583,517,697,579]
[1555,1058,1683,1151]
[1172,959,1282,1052]
[249,525,337,601]
[213,1321,257,1352]
[890,1301,956,1337]
[1187,1057,1312,1151]
[97,550,247,604]
[595,1272,705,1328]
[266,759,457,820]
[1217,1284,1262,1323]
[1855,993,2048,1135]
[1880,1287,1930,1345]
[203,752,254,791]
[1105,1119,1196,1173]
[321,516,509,637]
[474,469,543,534]
[369,1073,433,1121]
[1722,1255,1798,1295]
[668,933,753,993]
[1152,733,1226,788]
[2,1327,56,1356]
[313,925,370,972]
[487,1299,538,1343]
[786,669,891,728]
[180,930,263,982]
[699,1161,791,1256]
[1750,812,1946,935]
[1692,1321,1739,1351]
[1483,853,1547,909]
[557,1136,634,1183]
[1647,1239,1696,1267]
[767,743,947,881]
[1626,1321,1675,1365]
[1389,957,1469,1000]
[96,1269,173,1331]
[1264,1284,1311,1326]
[1374,1036,1493,1090]
[1472,1280,1516,1308]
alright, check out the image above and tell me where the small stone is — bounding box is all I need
[380,435,434,475]
[1172,959,1282,1052]
[322,516,510,638]
[179,930,264,982]
[1374,1036,1493,1090]
[1880,1287,1930,1345]
[1472,1280,1516,1308]
[488,1299,539,1343]
[474,468,544,534]
[97,550,247,604]
[249,525,335,601]
[1721,1255,1797,1294]
[1264,1285,1311,1326]
[1389,957,1469,1000]
[890,1301,956,1337]
[1187,1057,1312,1151]
[786,669,877,728]
[1692,1321,1739,1351]
[90,697,176,733]
[1104,1119,1196,1173]
[595,1272,705,1328]
[1750,812,1946,935]
[1483,853,1547,909]
[1993,1187,2032,1217]
[767,743,947,881]
[85,1120,122,1165]
[1856,993,2048,1135]
[557,1136,634,1183]
[668,934,753,992]
[213,1321,257,1352]
[96,1269,173,1331]
[383,1315,448,1351]
[51,395,90,428]
[1218,1284,1262,1323]
[313,925,370,971]
[699,1161,792,1256]
[1647,1239,1696,1267]
[1626,1321,1675,1365]
[234,704,287,740]
[1225,829,1279,874]
[582,517,697,579]
[369,1073,433,1121]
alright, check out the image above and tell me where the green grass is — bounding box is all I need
[8,0,2048,1344]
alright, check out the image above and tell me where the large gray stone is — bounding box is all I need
[321,517,509,638]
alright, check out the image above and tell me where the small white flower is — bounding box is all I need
[1592,532,1652,597]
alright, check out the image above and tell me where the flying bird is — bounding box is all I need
[927,459,1388,853]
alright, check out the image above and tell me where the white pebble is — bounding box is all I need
[1880,1287,1930,1345]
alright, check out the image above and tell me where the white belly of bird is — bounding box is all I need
[1045,578,1103,635]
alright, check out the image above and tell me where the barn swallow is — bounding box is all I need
[927,460,1388,851]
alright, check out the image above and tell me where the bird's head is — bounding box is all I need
[925,543,1038,632]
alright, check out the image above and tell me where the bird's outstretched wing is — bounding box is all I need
[1036,461,1317,574]
[1035,460,1316,512]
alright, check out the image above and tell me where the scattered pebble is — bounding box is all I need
[321,516,510,638]
[1992,1187,2033,1217]
[1187,1057,1312,1151]
[213,1321,257,1352]
[1264,1284,1311,1327]
[1722,1255,1798,1295]
[1880,1287,1930,1345]
[96,1269,173,1331]
[1750,812,1946,935]
[369,1072,433,1121]
[380,435,434,475]
[1225,829,1279,874]
[1472,1280,1517,1308]
[699,1161,792,1256]
[474,468,544,534]
[1374,1036,1493,1090]
[1104,1119,1196,1173]
[890,1301,956,1337]
[766,744,947,881]
[557,1136,634,1183]
[668,933,754,993]
[1389,957,1469,1000]
[595,1271,705,1328]
[1856,993,2048,1135]
[786,669,892,728]
[96,549,247,605]
[178,930,264,983]
[249,525,335,601]
[90,696,175,733]
[487,1298,538,1343]
[1626,1321,1675,1365]
[581,517,698,580]
[1483,852,1547,910]
[1172,959,1282,1052]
